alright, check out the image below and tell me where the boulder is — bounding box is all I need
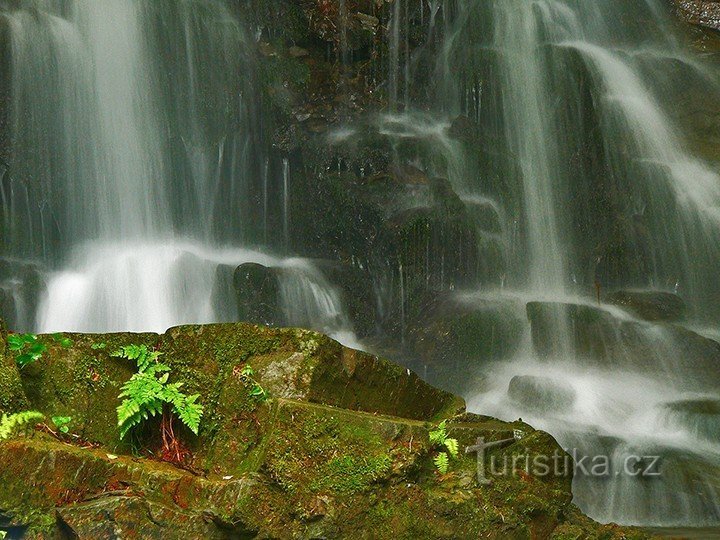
[313,259,378,338]
[10,322,463,454]
[508,375,577,413]
[607,290,686,322]
[0,321,642,539]
[233,263,284,326]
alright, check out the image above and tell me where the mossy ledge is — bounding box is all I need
[0,320,646,539]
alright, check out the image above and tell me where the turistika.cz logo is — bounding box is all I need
[465,432,662,485]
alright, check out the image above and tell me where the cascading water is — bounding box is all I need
[0,1,359,346]
[3,0,720,531]
[431,0,720,527]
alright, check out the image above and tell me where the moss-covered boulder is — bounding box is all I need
[13,331,158,449]
[0,321,28,413]
[0,321,647,539]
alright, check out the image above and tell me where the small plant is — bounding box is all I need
[113,345,203,463]
[235,364,267,401]
[429,420,459,475]
[6,332,72,369]
[91,342,107,350]
[8,333,47,368]
[0,411,44,441]
[51,416,72,434]
[51,332,73,348]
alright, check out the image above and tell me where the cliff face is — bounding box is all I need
[0,322,645,539]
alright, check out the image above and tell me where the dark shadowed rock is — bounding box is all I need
[233,262,284,326]
[526,301,720,389]
[407,293,524,390]
[607,290,686,322]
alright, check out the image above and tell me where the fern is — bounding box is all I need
[429,420,448,446]
[429,420,459,474]
[434,452,450,475]
[444,437,459,459]
[51,416,72,434]
[236,364,267,402]
[114,345,203,440]
[0,411,44,440]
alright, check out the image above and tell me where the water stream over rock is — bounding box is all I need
[2,0,720,529]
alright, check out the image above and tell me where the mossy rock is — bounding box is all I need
[0,409,640,539]
[0,320,29,413]
[0,322,649,538]
[13,331,158,449]
[160,322,465,424]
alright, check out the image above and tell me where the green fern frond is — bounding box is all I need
[115,343,203,441]
[0,411,44,440]
[434,452,450,474]
[429,420,448,446]
[444,437,459,459]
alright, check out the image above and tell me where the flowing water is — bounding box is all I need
[2,0,720,529]
[433,0,720,527]
[0,0,359,346]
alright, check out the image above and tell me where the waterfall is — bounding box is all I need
[0,1,358,346]
[3,0,720,529]
[434,0,720,526]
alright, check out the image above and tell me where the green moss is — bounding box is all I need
[312,454,392,495]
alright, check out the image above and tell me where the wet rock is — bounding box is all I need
[313,260,378,338]
[233,263,284,327]
[407,294,524,390]
[508,375,577,413]
[661,397,720,442]
[447,115,480,143]
[674,0,720,31]
[464,198,503,234]
[592,215,653,290]
[0,257,45,331]
[526,301,720,388]
[607,290,686,322]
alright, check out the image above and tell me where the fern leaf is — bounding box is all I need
[429,420,448,446]
[444,437,459,459]
[0,411,44,441]
[434,452,450,475]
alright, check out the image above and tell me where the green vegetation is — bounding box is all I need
[113,345,204,443]
[8,334,47,369]
[429,420,459,474]
[7,332,72,369]
[0,411,44,441]
[236,364,267,401]
[51,416,72,434]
